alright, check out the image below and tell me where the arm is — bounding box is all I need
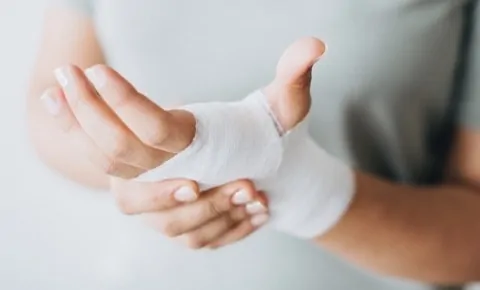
[312,2,480,282]
[314,1,480,283]
[26,6,108,189]
[315,137,480,284]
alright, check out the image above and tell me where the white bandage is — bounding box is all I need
[135,90,355,238]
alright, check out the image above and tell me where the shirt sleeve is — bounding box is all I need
[47,0,93,16]
[458,1,480,128]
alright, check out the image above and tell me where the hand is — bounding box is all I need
[110,178,269,249]
[40,37,323,180]
[40,66,271,248]
[41,64,196,179]
[41,36,324,245]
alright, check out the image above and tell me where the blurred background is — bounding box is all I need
[0,2,145,289]
[1,1,479,290]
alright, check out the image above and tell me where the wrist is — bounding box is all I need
[265,134,356,238]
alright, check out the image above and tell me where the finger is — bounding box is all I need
[207,190,269,249]
[207,213,270,250]
[54,65,163,171]
[208,179,258,206]
[40,86,78,131]
[244,190,269,211]
[176,207,248,249]
[40,86,143,178]
[147,180,257,237]
[84,64,195,154]
[263,37,326,132]
[275,37,326,87]
[111,178,199,215]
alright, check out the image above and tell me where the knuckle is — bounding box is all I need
[142,119,171,147]
[207,200,223,217]
[147,191,168,210]
[87,141,140,179]
[98,155,122,175]
[106,80,139,109]
[206,191,232,212]
[107,130,134,160]
[229,207,247,222]
[222,214,236,230]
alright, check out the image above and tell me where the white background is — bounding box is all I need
[0,2,141,289]
[0,1,479,289]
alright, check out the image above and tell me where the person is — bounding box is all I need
[26,0,480,289]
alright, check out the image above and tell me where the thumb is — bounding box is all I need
[275,37,326,87]
[263,37,326,132]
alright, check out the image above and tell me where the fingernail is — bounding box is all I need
[40,89,61,115]
[232,189,251,205]
[54,67,69,87]
[251,214,269,227]
[313,48,327,64]
[246,201,267,215]
[174,186,197,202]
[315,43,327,62]
[85,66,106,89]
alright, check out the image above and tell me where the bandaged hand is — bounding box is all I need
[136,37,356,238]
[42,62,270,248]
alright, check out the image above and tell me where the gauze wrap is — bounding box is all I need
[135,90,355,238]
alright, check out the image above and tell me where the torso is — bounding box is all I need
[85,0,471,289]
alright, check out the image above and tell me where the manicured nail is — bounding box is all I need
[85,66,106,89]
[251,214,269,227]
[246,201,267,215]
[174,186,197,202]
[40,89,61,115]
[54,67,69,87]
[232,189,251,205]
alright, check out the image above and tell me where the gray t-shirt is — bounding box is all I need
[47,0,479,290]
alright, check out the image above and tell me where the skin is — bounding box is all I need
[316,136,480,284]
[27,7,269,249]
[28,7,480,285]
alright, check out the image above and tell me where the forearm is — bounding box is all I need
[316,171,480,284]
[27,88,109,190]
[26,8,109,190]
